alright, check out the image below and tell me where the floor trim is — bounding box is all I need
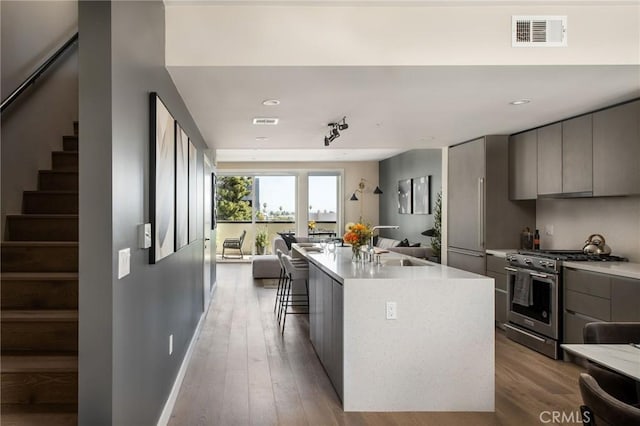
[157,284,216,426]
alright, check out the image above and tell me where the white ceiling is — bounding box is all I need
[165,1,640,162]
[168,65,640,161]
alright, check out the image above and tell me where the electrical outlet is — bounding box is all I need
[118,248,130,279]
[386,301,397,320]
[545,225,554,236]
[169,334,173,355]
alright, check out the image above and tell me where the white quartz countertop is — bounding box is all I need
[563,260,640,280]
[295,245,487,283]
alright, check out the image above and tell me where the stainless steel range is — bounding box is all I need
[504,250,626,359]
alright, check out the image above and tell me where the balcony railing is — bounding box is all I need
[215,220,338,255]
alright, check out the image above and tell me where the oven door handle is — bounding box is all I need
[504,323,546,343]
[530,271,550,279]
[504,267,518,273]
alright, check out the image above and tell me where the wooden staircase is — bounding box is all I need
[1,122,79,425]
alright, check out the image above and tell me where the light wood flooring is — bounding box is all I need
[169,264,585,426]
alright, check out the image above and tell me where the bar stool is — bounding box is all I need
[273,249,287,315]
[279,254,309,333]
[274,250,307,321]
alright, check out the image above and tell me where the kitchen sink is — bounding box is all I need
[379,258,430,267]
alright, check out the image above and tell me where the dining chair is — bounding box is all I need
[579,373,640,426]
[583,322,640,406]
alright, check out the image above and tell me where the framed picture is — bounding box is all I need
[412,176,431,214]
[188,140,198,243]
[212,173,217,230]
[175,123,189,250]
[398,178,412,214]
[150,93,175,263]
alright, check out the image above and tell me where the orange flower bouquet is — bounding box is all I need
[343,222,372,261]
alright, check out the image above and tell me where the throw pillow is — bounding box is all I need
[410,242,421,247]
[278,233,297,250]
[397,238,410,247]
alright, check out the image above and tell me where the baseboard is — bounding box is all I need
[156,284,215,426]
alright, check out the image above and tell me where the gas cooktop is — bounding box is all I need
[518,250,628,262]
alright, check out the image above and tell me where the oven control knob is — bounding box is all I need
[524,258,532,264]
[542,311,548,319]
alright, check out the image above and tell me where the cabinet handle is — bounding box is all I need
[530,272,549,279]
[504,267,518,272]
[478,178,485,248]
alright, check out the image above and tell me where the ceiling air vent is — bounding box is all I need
[252,117,279,125]
[512,16,567,47]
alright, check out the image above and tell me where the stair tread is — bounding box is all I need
[1,403,77,414]
[23,190,78,194]
[6,214,78,219]
[1,355,78,373]
[39,170,78,174]
[1,242,78,247]
[0,272,79,281]
[1,310,78,322]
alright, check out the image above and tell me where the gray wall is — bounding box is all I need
[1,0,78,239]
[379,149,442,245]
[79,1,208,424]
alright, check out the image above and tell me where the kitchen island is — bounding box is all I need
[295,244,495,412]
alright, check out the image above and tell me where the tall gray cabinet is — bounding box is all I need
[448,136,536,275]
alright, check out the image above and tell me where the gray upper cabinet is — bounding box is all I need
[536,123,562,195]
[562,114,593,194]
[593,100,640,196]
[509,130,537,200]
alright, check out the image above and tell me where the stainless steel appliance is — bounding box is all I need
[447,137,536,275]
[505,252,562,359]
[505,250,628,359]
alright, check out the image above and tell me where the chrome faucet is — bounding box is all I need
[369,225,400,261]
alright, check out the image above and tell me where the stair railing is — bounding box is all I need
[1,32,78,114]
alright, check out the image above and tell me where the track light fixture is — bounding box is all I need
[323,116,349,146]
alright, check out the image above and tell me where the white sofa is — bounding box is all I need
[375,237,433,259]
[252,236,311,279]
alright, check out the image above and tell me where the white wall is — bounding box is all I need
[217,161,379,230]
[166,4,639,66]
[536,196,640,262]
[1,0,78,238]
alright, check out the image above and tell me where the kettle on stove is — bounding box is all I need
[583,234,612,256]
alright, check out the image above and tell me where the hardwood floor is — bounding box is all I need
[169,264,585,426]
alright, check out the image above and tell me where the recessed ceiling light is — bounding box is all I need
[255,136,269,141]
[262,99,280,106]
[510,99,531,105]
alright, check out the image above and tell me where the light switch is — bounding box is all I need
[118,248,131,279]
[138,223,151,249]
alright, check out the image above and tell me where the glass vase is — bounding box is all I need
[352,245,362,262]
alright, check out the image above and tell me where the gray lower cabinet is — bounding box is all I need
[447,249,486,276]
[308,262,344,401]
[509,129,537,200]
[611,276,640,321]
[486,254,508,327]
[562,114,593,194]
[593,100,640,196]
[563,267,640,343]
